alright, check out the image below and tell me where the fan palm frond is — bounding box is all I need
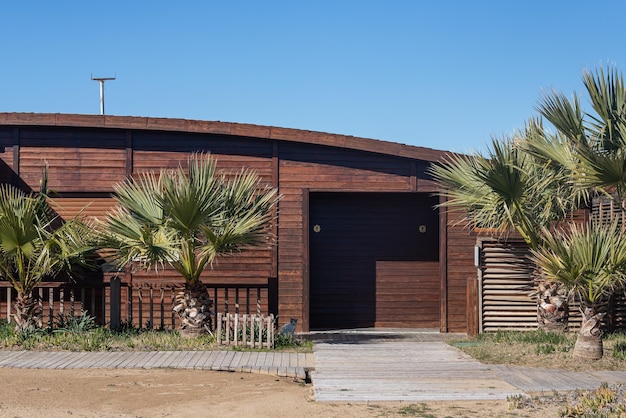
[100,153,280,286]
[533,222,626,305]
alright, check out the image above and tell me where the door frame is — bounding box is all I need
[303,189,448,332]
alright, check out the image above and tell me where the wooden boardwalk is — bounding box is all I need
[309,330,626,402]
[492,365,626,392]
[2,329,626,403]
[312,339,521,401]
[0,350,313,380]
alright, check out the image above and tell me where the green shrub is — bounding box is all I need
[54,311,98,333]
[613,341,626,360]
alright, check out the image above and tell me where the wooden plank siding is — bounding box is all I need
[277,142,443,331]
[19,147,127,192]
[48,197,117,221]
[0,113,471,333]
[445,211,477,332]
[0,127,17,186]
[375,261,440,328]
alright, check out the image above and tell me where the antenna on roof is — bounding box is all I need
[91,73,116,115]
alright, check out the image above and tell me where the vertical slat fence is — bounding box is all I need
[216,313,275,348]
[1,279,272,332]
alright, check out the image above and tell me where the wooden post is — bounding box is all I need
[148,286,154,329]
[159,288,165,330]
[6,288,11,323]
[59,288,64,317]
[217,313,223,345]
[109,276,121,331]
[37,288,43,328]
[242,314,248,346]
[48,288,54,328]
[467,277,479,337]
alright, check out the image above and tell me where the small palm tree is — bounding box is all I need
[0,174,96,332]
[532,222,626,359]
[100,153,279,336]
[430,134,579,331]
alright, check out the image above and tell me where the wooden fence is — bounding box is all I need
[472,238,626,333]
[216,313,275,348]
[0,278,274,332]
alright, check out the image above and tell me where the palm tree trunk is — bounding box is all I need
[173,281,214,337]
[13,291,41,333]
[573,305,606,360]
[536,280,569,333]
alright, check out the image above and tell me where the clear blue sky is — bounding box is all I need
[2,1,626,153]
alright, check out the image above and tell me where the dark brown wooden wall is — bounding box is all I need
[376,261,440,328]
[0,119,472,333]
[276,142,443,331]
[0,126,276,299]
[445,211,477,333]
[307,192,439,330]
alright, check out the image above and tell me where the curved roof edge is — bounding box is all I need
[0,112,448,162]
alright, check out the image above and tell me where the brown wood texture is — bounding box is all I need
[20,147,127,192]
[0,115,473,333]
[466,276,479,336]
[307,192,439,330]
[48,197,117,221]
[375,261,440,327]
[478,239,587,332]
[445,211,477,332]
[0,113,447,162]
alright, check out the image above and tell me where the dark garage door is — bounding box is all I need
[309,192,439,330]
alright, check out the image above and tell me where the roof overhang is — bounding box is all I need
[0,112,450,162]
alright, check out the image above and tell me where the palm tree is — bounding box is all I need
[100,153,279,336]
[521,66,626,342]
[430,133,579,331]
[0,174,96,332]
[532,222,626,359]
[526,66,626,204]
[433,67,626,337]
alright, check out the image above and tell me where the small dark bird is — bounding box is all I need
[279,318,297,336]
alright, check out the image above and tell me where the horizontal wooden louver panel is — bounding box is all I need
[479,240,589,332]
[480,241,538,332]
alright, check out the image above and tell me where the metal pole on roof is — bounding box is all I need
[91,74,116,115]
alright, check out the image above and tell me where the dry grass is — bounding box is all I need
[451,329,626,371]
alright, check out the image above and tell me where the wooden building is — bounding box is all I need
[0,113,477,333]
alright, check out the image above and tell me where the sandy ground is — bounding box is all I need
[0,368,559,417]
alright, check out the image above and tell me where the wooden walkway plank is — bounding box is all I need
[0,351,29,366]
[116,351,149,368]
[150,350,177,368]
[48,352,82,369]
[7,351,47,368]
[68,352,100,368]
[241,352,258,373]
[312,339,522,402]
[227,351,244,371]
[182,351,205,369]
[92,352,126,368]
[194,350,219,370]
[159,351,180,368]
[254,351,267,370]
[210,351,228,371]
[171,351,196,368]
[141,351,169,369]
[33,352,70,369]
[0,349,311,381]
[217,351,236,370]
